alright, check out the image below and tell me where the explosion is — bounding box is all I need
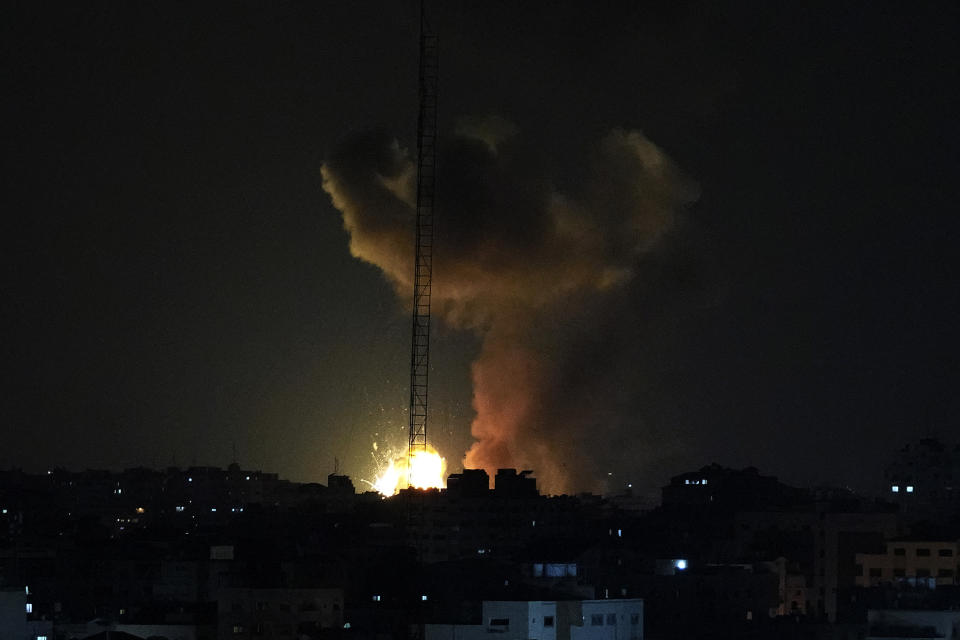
[371,446,447,496]
[322,121,698,494]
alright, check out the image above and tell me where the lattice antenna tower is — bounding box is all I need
[408,3,438,469]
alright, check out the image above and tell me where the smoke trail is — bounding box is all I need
[321,120,698,494]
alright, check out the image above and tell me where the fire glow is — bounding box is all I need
[372,446,446,496]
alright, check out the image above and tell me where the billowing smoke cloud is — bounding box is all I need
[322,119,699,494]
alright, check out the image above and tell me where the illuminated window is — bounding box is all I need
[675,559,688,570]
[188,477,193,482]
[891,485,899,493]
[37,636,48,640]
[176,506,185,512]
[246,476,250,480]
[233,625,244,634]
[684,479,690,485]
[25,586,29,594]
[372,595,381,602]
[26,603,32,613]
[211,508,217,512]
[421,595,428,601]
[702,478,708,485]
[617,529,622,537]
[906,485,915,493]
[135,507,144,514]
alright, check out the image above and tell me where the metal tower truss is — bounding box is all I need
[408,11,438,458]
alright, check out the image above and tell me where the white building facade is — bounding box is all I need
[425,599,643,640]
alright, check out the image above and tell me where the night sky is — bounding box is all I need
[2,2,957,497]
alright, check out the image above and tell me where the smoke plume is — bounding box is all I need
[322,119,699,494]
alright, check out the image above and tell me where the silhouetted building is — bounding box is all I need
[447,469,490,497]
[884,438,960,522]
[661,464,805,511]
[495,470,538,498]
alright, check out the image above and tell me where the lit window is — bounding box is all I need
[188,477,193,482]
[421,595,428,601]
[675,559,688,570]
[1,509,6,514]
[37,636,48,640]
[891,485,899,493]
[246,476,250,480]
[617,529,622,537]
[135,507,144,514]
[684,479,690,485]
[26,603,32,613]
[233,625,244,634]
[906,486,914,493]
[176,506,185,512]
[372,595,381,602]
[702,478,708,485]
[211,508,217,512]
[25,586,29,594]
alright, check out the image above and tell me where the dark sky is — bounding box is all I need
[2,1,957,497]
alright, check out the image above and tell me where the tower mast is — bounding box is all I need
[408,4,438,470]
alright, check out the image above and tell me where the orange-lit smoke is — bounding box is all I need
[322,121,698,494]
